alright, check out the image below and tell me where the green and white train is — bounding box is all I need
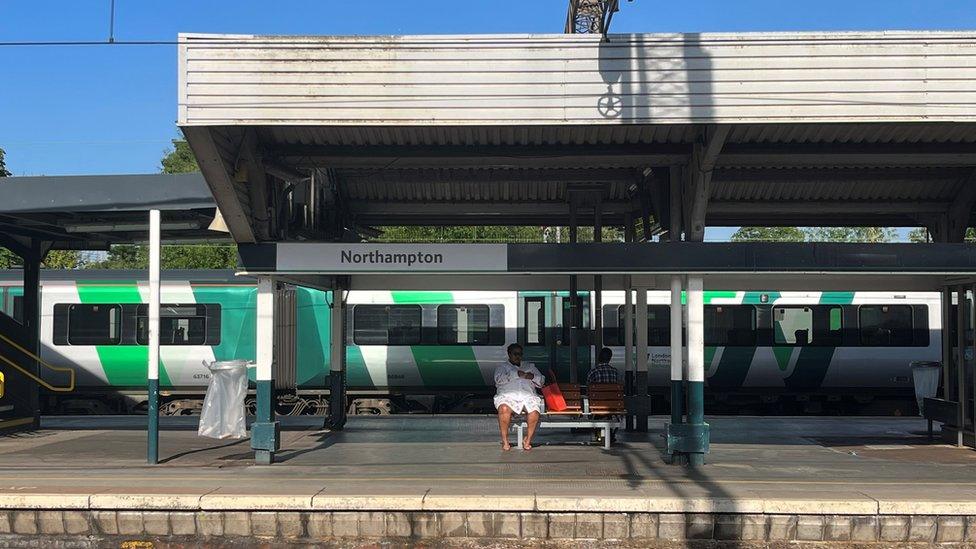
[0,271,946,415]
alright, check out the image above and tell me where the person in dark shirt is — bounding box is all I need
[587,347,619,384]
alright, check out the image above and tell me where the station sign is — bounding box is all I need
[275,243,508,273]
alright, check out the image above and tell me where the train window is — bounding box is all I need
[773,306,842,346]
[135,304,213,346]
[437,305,491,345]
[704,305,756,346]
[859,304,914,346]
[615,305,671,346]
[524,298,545,345]
[353,304,422,345]
[67,304,121,345]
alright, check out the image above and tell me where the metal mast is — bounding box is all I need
[565,0,625,37]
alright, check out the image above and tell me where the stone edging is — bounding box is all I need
[0,510,972,543]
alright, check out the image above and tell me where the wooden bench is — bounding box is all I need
[515,383,626,450]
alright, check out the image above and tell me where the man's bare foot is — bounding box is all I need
[501,441,512,451]
[523,438,532,451]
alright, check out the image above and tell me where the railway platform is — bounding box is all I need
[1,415,975,546]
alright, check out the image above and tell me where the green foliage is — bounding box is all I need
[42,250,81,269]
[732,226,896,243]
[730,227,806,242]
[803,227,896,243]
[0,148,10,177]
[160,140,199,174]
[89,244,238,270]
[908,228,928,243]
[0,247,21,269]
[161,245,238,269]
[372,225,622,243]
[909,227,976,243]
[0,152,20,268]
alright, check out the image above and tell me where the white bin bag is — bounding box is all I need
[910,361,941,417]
[198,360,251,439]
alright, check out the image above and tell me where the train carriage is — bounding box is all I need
[0,270,951,415]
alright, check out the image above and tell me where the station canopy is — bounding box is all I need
[178,31,976,245]
[0,173,223,250]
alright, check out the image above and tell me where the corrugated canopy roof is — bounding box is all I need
[177,31,976,243]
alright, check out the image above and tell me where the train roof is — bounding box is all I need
[0,269,247,284]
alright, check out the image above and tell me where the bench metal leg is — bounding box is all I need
[928,419,933,441]
[603,426,611,450]
[517,423,525,450]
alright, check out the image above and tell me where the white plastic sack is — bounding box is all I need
[198,359,250,439]
[911,362,941,417]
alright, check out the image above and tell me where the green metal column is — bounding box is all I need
[251,277,280,464]
[669,275,709,466]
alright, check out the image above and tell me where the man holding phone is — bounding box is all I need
[493,343,545,451]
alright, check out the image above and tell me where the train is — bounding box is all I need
[0,270,950,416]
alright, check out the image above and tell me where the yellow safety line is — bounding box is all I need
[0,332,74,392]
[0,417,35,429]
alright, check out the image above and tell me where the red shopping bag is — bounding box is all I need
[541,369,567,412]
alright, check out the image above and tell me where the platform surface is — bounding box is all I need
[0,415,974,514]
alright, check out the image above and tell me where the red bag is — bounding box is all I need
[541,369,567,412]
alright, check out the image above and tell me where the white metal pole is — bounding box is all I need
[635,287,648,431]
[670,275,684,425]
[624,282,634,377]
[253,277,278,464]
[147,209,160,464]
[686,275,707,466]
[623,282,634,431]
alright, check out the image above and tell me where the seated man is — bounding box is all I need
[587,347,619,385]
[494,343,545,451]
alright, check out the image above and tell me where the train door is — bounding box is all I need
[518,292,590,383]
[519,293,554,375]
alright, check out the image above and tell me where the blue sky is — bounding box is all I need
[2,0,975,239]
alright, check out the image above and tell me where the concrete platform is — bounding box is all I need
[0,415,974,545]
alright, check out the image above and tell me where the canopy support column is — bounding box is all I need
[971,283,976,445]
[252,277,279,464]
[943,287,952,403]
[326,285,348,431]
[666,275,686,462]
[147,209,161,464]
[623,282,634,431]
[669,275,709,466]
[634,286,648,432]
[593,195,603,362]
[957,286,968,447]
[568,194,580,384]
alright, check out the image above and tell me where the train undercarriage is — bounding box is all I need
[41,387,918,417]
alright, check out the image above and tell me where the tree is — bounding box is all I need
[87,137,237,270]
[909,227,976,243]
[160,140,199,174]
[730,227,806,242]
[43,250,81,269]
[0,148,13,267]
[372,225,623,243]
[803,227,896,243]
[0,148,10,177]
